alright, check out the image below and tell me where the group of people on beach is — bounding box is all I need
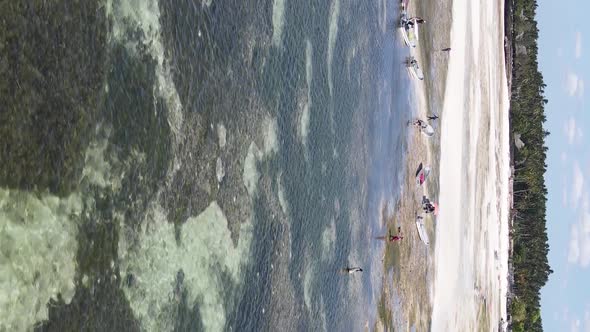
[400,2,450,82]
[387,114,440,241]
[345,112,439,274]
[403,1,440,232]
[402,15,450,53]
[343,3,445,274]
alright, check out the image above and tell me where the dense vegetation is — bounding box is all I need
[507,0,552,330]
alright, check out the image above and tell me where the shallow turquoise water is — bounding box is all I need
[0,0,412,330]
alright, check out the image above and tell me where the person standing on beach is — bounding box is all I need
[375,227,403,242]
[406,17,425,28]
[340,267,363,274]
[389,232,403,242]
[344,267,363,274]
[412,119,427,128]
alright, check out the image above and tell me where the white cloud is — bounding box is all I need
[583,216,590,267]
[568,72,580,95]
[566,72,585,98]
[571,162,584,208]
[562,152,568,163]
[573,318,581,332]
[576,32,583,59]
[563,116,584,144]
[568,165,590,267]
[569,224,581,264]
[585,310,590,332]
[565,117,577,144]
[568,210,590,267]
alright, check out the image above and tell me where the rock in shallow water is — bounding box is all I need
[217,123,227,149]
[216,157,225,183]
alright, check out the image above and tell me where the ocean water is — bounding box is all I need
[431,0,511,330]
[0,0,411,331]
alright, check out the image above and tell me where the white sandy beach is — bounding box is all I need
[429,0,511,330]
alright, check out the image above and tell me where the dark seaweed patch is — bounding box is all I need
[0,1,108,196]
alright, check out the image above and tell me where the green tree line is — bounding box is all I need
[507,0,552,330]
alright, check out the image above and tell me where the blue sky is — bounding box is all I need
[538,0,590,331]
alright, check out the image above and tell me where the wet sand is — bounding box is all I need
[375,73,437,332]
[374,0,453,330]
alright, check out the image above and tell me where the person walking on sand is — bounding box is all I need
[427,114,439,121]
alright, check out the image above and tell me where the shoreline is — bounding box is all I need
[504,0,516,326]
[376,0,515,329]
[374,0,450,329]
